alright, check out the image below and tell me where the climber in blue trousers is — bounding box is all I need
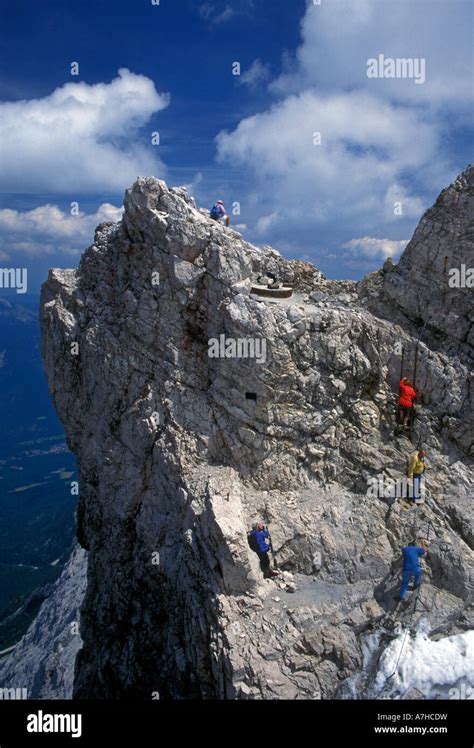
[399,541,428,600]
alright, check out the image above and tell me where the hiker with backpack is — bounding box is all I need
[407,448,427,502]
[398,377,417,431]
[399,541,428,600]
[248,522,278,579]
[210,199,230,227]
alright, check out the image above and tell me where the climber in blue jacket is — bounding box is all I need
[399,541,428,600]
[210,199,230,227]
[248,522,278,578]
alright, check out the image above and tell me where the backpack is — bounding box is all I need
[247,531,260,553]
[210,204,221,219]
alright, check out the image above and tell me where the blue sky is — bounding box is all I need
[0,0,472,290]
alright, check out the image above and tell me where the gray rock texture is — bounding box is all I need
[0,545,87,699]
[362,165,474,362]
[17,166,473,699]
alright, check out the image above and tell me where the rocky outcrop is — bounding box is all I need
[365,165,474,362]
[0,545,87,699]
[36,168,472,699]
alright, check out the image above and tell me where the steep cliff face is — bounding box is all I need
[382,167,474,360]
[38,168,473,700]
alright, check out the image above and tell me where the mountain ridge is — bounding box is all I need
[1,166,472,699]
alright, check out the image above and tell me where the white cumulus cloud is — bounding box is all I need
[342,236,408,260]
[0,203,123,258]
[238,60,271,89]
[0,69,170,194]
[256,212,279,234]
[214,0,468,268]
[273,0,473,106]
[383,184,426,221]
[216,90,440,231]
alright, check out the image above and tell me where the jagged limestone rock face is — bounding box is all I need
[0,545,87,699]
[39,171,473,700]
[378,165,474,361]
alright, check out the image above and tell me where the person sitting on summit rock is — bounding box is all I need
[248,522,278,579]
[210,199,230,227]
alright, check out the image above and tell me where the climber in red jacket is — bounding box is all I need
[398,378,417,431]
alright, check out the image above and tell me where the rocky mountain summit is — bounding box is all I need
[1,166,472,700]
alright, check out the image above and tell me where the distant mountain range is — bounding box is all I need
[0,295,76,650]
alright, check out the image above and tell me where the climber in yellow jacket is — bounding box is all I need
[407,448,427,503]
